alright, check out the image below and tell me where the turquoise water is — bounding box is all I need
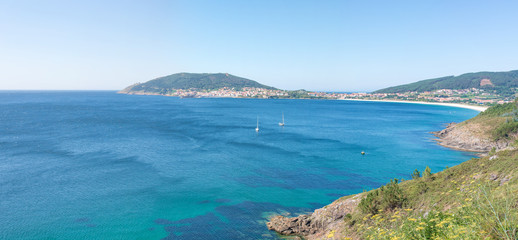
[0,91,478,239]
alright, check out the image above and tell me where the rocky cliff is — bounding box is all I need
[432,122,511,152]
[267,194,363,239]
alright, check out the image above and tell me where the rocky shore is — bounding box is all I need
[432,122,511,152]
[266,194,362,239]
[266,116,512,239]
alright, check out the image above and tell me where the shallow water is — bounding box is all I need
[0,91,478,239]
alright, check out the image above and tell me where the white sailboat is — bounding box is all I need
[255,116,259,132]
[278,112,285,126]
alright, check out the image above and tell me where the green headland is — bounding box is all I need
[120,70,518,105]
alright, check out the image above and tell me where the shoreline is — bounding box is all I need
[121,92,489,112]
[341,98,488,112]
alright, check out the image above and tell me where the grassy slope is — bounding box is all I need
[457,102,518,141]
[328,103,518,239]
[336,149,518,239]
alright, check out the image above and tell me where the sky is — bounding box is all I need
[1,0,517,91]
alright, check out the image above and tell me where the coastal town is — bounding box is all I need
[158,87,514,106]
[166,87,289,98]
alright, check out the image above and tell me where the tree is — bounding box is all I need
[423,166,432,178]
[411,169,421,179]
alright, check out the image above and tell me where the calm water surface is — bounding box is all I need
[0,91,478,239]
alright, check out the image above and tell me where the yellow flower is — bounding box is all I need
[408,218,417,222]
[390,219,397,222]
[327,230,335,238]
[416,226,424,231]
[419,222,426,225]
[404,208,413,212]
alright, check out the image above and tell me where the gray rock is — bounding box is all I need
[266,194,362,239]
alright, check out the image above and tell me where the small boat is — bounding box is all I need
[361,151,365,155]
[255,116,259,132]
[279,112,285,126]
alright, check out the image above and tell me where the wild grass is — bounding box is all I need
[342,149,518,239]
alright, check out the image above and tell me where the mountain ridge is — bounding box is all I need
[375,70,518,95]
[119,73,275,95]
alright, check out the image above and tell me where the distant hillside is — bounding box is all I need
[120,73,275,94]
[375,70,518,95]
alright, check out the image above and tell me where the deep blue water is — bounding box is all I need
[0,91,478,239]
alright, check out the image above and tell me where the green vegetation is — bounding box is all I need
[359,179,407,215]
[122,72,275,92]
[375,70,518,96]
[411,169,421,180]
[494,121,518,141]
[452,101,518,142]
[286,90,319,99]
[423,166,432,179]
[343,149,518,239]
[479,101,518,117]
[334,102,518,239]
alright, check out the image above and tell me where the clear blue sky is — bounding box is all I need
[1,0,517,91]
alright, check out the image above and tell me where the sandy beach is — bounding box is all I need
[341,99,489,112]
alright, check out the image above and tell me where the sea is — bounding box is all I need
[0,91,479,239]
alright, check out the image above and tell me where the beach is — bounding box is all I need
[341,99,488,112]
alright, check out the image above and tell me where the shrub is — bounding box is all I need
[479,102,516,117]
[493,121,518,140]
[423,166,432,179]
[411,169,421,179]
[359,179,407,214]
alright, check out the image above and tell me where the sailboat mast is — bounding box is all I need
[256,116,259,132]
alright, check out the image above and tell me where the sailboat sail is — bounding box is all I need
[279,112,285,126]
[255,116,259,132]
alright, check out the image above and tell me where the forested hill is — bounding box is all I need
[120,73,275,93]
[374,70,518,93]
